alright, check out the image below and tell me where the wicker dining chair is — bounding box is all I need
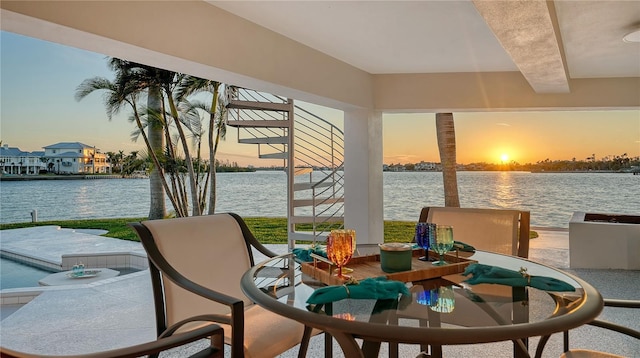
[130,212,312,358]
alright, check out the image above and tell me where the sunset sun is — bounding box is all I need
[500,153,509,163]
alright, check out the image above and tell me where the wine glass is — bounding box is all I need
[338,229,357,275]
[430,225,454,266]
[326,229,354,279]
[415,222,435,261]
[428,286,455,313]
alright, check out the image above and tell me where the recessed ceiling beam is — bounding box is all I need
[473,0,570,93]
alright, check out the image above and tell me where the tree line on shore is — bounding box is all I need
[386,153,640,172]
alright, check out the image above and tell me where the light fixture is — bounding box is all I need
[623,28,640,43]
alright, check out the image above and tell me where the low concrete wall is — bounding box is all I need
[569,212,640,269]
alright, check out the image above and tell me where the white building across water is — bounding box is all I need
[0,142,110,175]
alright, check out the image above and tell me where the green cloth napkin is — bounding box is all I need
[292,245,327,262]
[463,263,575,292]
[453,241,475,252]
[306,276,410,305]
[411,241,475,252]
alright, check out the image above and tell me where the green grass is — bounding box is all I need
[0,217,538,243]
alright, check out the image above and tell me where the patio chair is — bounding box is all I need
[0,321,224,357]
[537,299,640,358]
[408,207,531,357]
[418,206,531,258]
[130,213,312,358]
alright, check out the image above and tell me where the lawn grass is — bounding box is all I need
[0,217,537,243]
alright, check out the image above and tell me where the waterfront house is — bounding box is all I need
[43,142,110,174]
[0,144,44,175]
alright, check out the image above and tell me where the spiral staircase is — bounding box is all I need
[225,86,345,250]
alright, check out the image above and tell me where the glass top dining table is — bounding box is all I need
[240,250,603,358]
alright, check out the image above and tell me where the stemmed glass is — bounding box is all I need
[415,222,435,261]
[326,229,354,279]
[428,286,455,313]
[429,225,454,266]
[336,229,357,275]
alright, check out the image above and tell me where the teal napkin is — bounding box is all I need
[306,276,410,305]
[453,241,475,252]
[463,263,575,292]
[411,241,475,252]
[292,245,327,262]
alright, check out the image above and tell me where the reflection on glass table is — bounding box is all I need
[241,250,603,358]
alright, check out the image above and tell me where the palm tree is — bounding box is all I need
[75,61,178,216]
[176,77,227,214]
[109,59,169,219]
[435,113,460,207]
[78,58,226,218]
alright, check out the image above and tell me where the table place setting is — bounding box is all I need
[305,276,410,305]
[462,263,576,292]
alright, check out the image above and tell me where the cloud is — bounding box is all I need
[496,123,511,127]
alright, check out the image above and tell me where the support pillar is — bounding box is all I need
[344,109,384,246]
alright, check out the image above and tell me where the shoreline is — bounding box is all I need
[0,174,122,181]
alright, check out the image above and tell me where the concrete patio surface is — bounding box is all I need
[0,226,637,357]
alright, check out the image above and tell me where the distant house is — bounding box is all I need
[0,144,45,175]
[42,142,110,174]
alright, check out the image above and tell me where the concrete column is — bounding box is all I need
[344,109,384,245]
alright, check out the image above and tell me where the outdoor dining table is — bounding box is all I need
[240,250,603,358]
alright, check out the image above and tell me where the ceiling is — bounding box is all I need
[211,0,640,93]
[1,0,638,110]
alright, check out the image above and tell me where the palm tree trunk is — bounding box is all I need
[435,113,460,207]
[208,83,220,214]
[166,94,201,216]
[147,85,166,219]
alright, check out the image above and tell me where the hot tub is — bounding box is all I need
[569,212,640,269]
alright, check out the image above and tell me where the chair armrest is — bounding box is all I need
[589,319,640,340]
[603,299,640,308]
[0,323,223,358]
[229,212,279,260]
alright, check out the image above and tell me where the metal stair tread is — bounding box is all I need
[259,152,288,159]
[227,99,292,112]
[294,167,313,176]
[293,181,335,190]
[293,198,344,207]
[238,136,288,144]
[289,215,344,224]
[289,231,329,243]
[227,120,290,128]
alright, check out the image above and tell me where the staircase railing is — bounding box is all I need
[225,86,345,248]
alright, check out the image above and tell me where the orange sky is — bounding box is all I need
[382,110,640,165]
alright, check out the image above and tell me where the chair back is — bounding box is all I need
[419,207,530,258]
[137,214,255,329]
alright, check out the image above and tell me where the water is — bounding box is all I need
[0,258,53,290]
[1,171,638,228]
[0,257,142,290]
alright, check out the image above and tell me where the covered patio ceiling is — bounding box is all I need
[1,0,639,112]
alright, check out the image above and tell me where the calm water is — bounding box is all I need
[1,171,638,228]
[0,258,54,290]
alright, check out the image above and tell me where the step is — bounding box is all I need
[227,120,290,128]
[227,99,292,112]
[293,197,344,207]
[293,181,335,191]
[289,215,344,224]
[294,167,313,176]
[238,136,288,145]
[289,231,329,243]
[259,152,288,160]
